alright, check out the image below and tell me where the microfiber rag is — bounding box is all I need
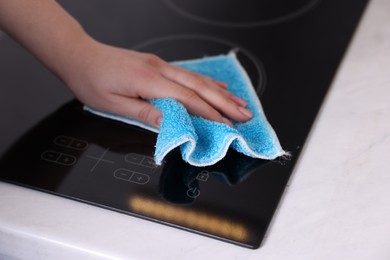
[85,52,287,166]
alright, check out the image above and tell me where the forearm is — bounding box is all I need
[0,0,92,79]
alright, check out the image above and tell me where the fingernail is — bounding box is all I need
[222,117,234,127]
[156,116,163,127]
[238,107,253,118]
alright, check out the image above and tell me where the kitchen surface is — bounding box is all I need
[1,0,390,259]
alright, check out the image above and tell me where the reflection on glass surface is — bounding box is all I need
[129,150,270,243]
[129,195,249,242]
[0,100,285,248]
[159,148,269,204]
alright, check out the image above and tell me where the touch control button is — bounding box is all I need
[113,169,150,185]
[186,187,200,199]
[141,157,157,168]
[125,153,143,164]
[70,140,88,150]
[54,136,71,146]
[41,150,76,166]
[57,154,76,166]
[196,171,209,182]
[41,150,61,162]
[54,135,88,150]
[130,173,150,185]
[114,169,133,181]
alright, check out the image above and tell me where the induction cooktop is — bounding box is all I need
[0,0,369,249]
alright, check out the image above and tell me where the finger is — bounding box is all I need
[171,64,228,89]
[229,94,248,107]
[213,79,228,89]
[137,76,229,124]
[106,95,163,128]
[162,65,252,122]
[200,88,253,122]
[161,63,248,108]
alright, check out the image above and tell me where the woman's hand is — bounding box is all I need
[64,40,253,127]
[0,0,252,128]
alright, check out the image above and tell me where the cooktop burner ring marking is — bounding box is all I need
[132,34,267,95]
[163,0,321,27]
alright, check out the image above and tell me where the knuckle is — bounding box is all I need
[143,53,162,67]
[189,74,207,88]
[181,88,198,103]
[177,72,207,89]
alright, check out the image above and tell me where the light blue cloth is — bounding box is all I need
[85,52,286,166]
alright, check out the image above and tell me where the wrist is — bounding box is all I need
[52,31,98,87]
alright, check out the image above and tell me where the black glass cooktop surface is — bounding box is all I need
[0,0,368,249]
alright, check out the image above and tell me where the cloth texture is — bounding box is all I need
[85,53,286,166]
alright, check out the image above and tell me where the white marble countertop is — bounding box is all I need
[1,0,390,259]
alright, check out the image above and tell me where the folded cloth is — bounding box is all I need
[85,52,287,166]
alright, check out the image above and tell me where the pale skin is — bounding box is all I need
[0,0,253,128]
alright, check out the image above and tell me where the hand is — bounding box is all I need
[0,0,252,128]
[63,39,253,128]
